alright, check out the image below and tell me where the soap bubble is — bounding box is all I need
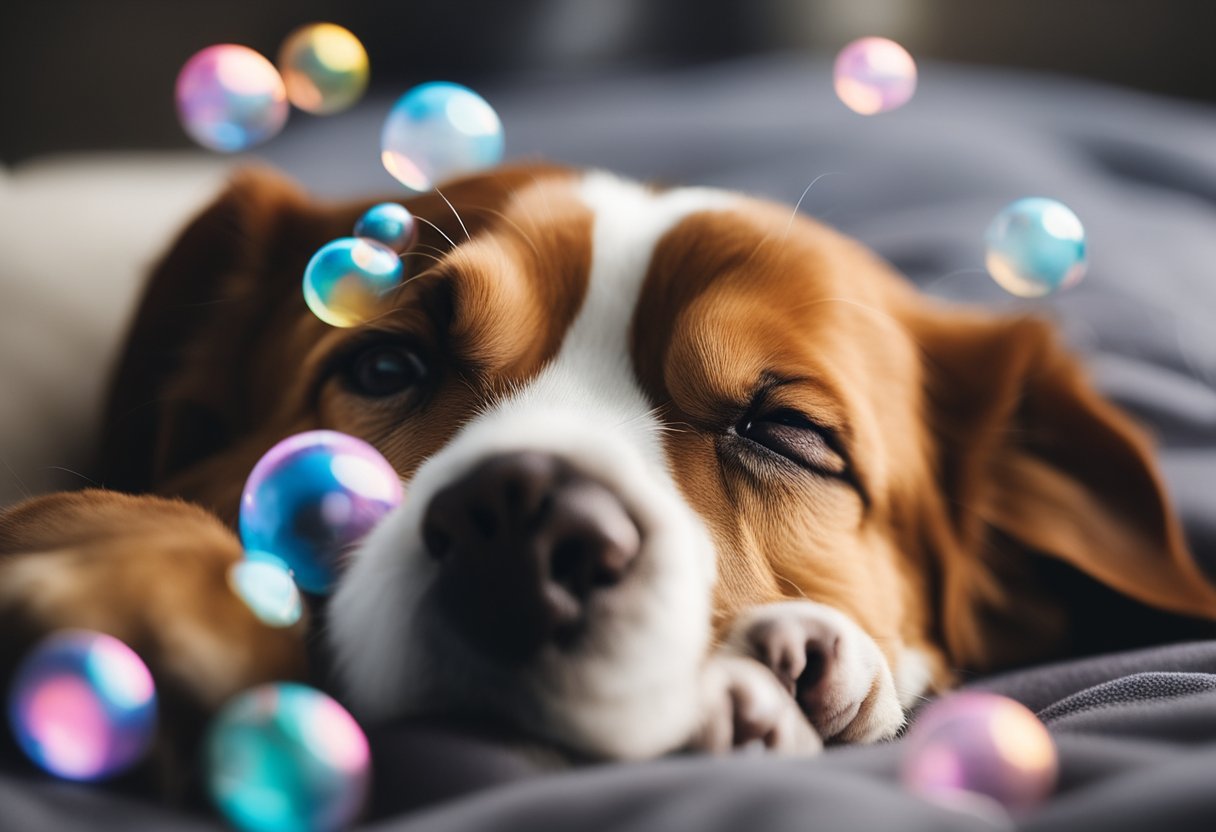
[176,44,288,152]
[303,237,404,328]
[239,430,402,594]
[381,81,504,191]
[8,630,157,781]
[834,37,918,115]
[902,692,1057,814]
[278,23,369,115]
[207,682,370,832]
[229,558,303,628]
[353,203,418,252]
[985,197,1088,297]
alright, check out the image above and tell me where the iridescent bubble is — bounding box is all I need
[353,203,418,252]
[902,692,1058,813]
[985,197,1088,297]
[239,430,403,594]
[278,23,369,115]
[303,237,404,328]
[176,44,288,152]
[381,81,504,191]
[834,37,917,115]
[229,558,304,628]
[207,682,370,832]
[7,630,157,781]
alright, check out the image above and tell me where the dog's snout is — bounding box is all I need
[423,451,641,661]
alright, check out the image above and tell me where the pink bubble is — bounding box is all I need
[8,631,158,781]
[176,45,288,152]
[834,37,918,115]
[25,676,111,780]
[902,692,1057,814]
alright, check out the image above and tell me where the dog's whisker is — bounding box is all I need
[414,215,459,250]
[433,187,472,243]
[44,465,103,489]
[394,263,446,292]
[789,296,908,339]
[773,571,811,601]
[412,241,451,258]
[612,404,666,431]
[737,172,843,270]
[781,171,845,241]
[920,268,988,296]
[1,455,31,500]
[397,250,446,267]
[465,205,541,259]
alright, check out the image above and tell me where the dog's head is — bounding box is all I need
[103,164,1216,757]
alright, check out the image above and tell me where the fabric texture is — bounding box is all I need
[3,54,1216,829]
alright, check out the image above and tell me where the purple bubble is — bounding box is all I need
[240,430,403,594]
[8,631,157,781]
[902,692,1057,813]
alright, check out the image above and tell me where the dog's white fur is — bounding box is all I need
[328,173,910,756]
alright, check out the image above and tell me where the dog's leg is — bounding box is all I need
[0,490,308,793]
[723,600,906,744]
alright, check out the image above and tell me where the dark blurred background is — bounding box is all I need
[4,0,1216,164]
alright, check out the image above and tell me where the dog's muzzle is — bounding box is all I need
[421,451,642,662]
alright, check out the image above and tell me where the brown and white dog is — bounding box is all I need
[2,163,1215,765]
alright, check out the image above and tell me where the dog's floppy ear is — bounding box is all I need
[101,162,574,500]
[909,307,1216,669]
[100,167,328,495]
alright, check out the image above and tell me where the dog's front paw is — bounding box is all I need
[726,600,905,743]
[0,492,308,716]
[688,653,822,755]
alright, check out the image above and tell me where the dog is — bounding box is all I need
[2,163,1215,768]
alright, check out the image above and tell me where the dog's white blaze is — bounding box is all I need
[501,173,738,460]
[329,173,739,758]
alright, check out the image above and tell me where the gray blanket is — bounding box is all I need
[4,55,1216,830]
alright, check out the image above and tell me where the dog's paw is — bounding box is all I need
[725,600,905,743]
[0,492,307,716]
[688,653,822,755]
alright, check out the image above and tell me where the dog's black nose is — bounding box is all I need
[422,451,641,661]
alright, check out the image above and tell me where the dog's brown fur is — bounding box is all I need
[2,164,1214,766]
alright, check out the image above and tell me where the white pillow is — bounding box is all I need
[0,154,228,508]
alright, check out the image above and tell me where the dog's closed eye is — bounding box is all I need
[734,408,847,476]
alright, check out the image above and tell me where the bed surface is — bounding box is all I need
[3,54,1216,830]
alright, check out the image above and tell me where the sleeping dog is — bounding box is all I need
[2,164,1214,765]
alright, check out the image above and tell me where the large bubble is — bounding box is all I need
[381,81,504,191]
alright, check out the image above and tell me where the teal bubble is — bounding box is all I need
[303,237,404,328]
[985,197,1087,297]
[229,559,303,628]
[206,683,370,832]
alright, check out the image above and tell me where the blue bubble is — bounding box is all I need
[985,198,1087,297]
[239,431,402,594]
[353,203,417,251]
[381,81,504,191]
